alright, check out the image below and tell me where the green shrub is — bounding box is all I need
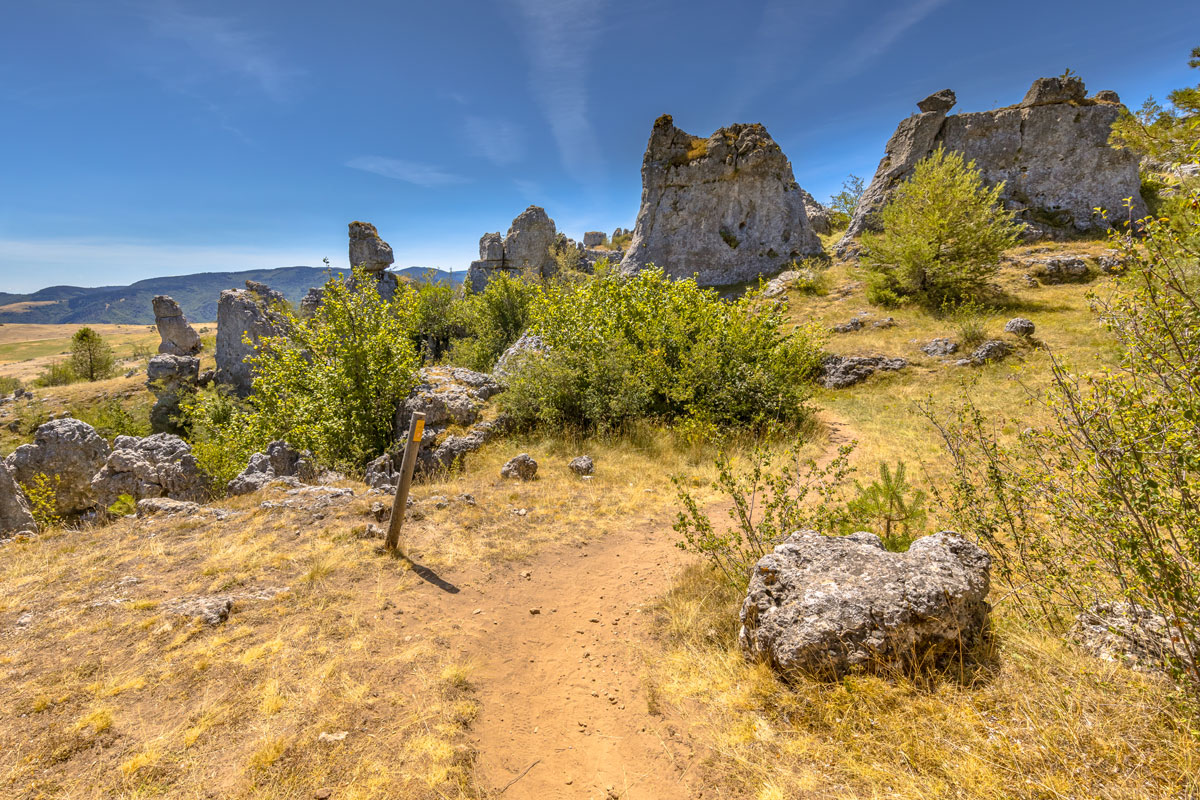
[185,267,422,474]
[926,191,1200,698]
[500,267,824,434]
[0,376,21,396]
[861,146,1021,309]
[447,272,541,372]
[70,327,116,382]
[33,360,77,387]
[841,461,927,551]
[673,441,855,590]
[411,280,468,362]
[21,473,62,529]
[828,174,865,230]
[107,494,137,517]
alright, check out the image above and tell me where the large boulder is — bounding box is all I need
[227,440,318,496]
[838,76,1145,253]
[5,418,111,515]
[146,354,199,435]
[348,221,394,273]
[619,115,824,286]
[820,354,906,389]
[739,531,991,677]
[153,295,202,356]
[466,206,559,291]
[215,281,287,397]
[91,434,211,508]
[0,462,36,537]
[798,187,833,236]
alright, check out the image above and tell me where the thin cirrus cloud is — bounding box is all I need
[835,0,953,82]
[507,0,606,184]
[345,156,471,188]
[464,116,526,167]
[138,0,303,101]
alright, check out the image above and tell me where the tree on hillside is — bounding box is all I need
[861,146,1021,308]
[828,174,865,229]
[70,327,116,382]
[1110,45,1200,165]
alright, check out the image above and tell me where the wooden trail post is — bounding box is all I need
[385,411,425,551]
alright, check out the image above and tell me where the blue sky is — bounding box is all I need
[1,0,1197,293]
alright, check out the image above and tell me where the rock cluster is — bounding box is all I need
[798,187,832,236]
[153,295,202,356]
[739,531,991,677]
[921,338,959,357]
[91,433,210,508]
[215,280,287,397]
[1070,601,1179,673]
[955,339,1012,367]
[6,418,111,515]
[820,354,907,389]
[228,440,318,495]
[467,206,559,292]
[619,115,824,286]
[1029,256,1091,284]
[839,77,1144,253]
[146,354,199,435]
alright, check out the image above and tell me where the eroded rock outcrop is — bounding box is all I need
[146,354,199,435]
[620,115,824,285]
[227,440,318,496]
[91,434,211,508]
[739,531,991,677]
[348,221,395,272]
[467,206,559,292]
[153,295,202,356]
[215,281,288,397]
[0,462,36,537]
[5,418,111,515]
[839,78,1143,253]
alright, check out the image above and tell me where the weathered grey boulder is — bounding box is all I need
[839,76,1145,252]
[492,333,548,382]
[146,354,199,435]
[956,339,1012,367]
[820,355,906,389]
[921,338,959,357]
[917,88,957,113]
[6,418,111,515]
[1004,317,1036,338]
[568,456,594,476]
[798,188,832,236]
[1093,90,1121,104]
[153,295,202,356]
[761,269,807,299]
[135,497,201,517]
[215,281,287,397]
[0,462,36,537]
[467,206,559,291]
[582,231,605,247]
[619,115,824,286]
[348,221,394,272]
[739,531,991,677]
[227,441,317,496]
[1031,256,1091,284]
[501,453,538,481]
[91,433,210,508]
[300,287,325,317]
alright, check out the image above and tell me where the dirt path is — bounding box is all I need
[405,519,703,799]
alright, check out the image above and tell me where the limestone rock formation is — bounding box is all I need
[820,354,906,389]
[91,434,211,508]
[798,188,832,236]
[955,339,1012,367]
[0,462,36,537]
[839,77,1145,253]
[568,456,594,476]
[146,354,199,435]
[739,531,991,677]
[466,206,559,291]
[215,281,287,397]
[1004,317,1036,338]
[501,453,538,481]
[153,295,202,356]
[5,418,111,515]
[227,441,318,496]
[348,221,395,272]
[583,231,605,247]
[619,115,824,286]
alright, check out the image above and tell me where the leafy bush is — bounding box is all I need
[673,441,854,590]
[0,376,20,396]
[862,147,1021,309]
[21,473,62,529]
[1110,46,1199,165]
[828,174,865,230]
[925,192,1200,697]
[33,360,77,387]
[500,268,824,435]
[70,327,117,382]
[410,280,467,362]
[447,272,541,372]
[181,386,258,487]
[185,268,422,473]
[107,494,137,517]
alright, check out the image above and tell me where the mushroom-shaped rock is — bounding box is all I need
[348,221,395,273]
[739,531,991,677]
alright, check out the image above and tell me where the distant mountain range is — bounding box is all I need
[0,266,464,325]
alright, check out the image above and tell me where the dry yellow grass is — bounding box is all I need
[646,564,1200,800]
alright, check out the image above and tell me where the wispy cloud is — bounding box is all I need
[507,0,606,183]
[346,156,470,188]
[464,116,525,167]
[139,0,302,101]
[837,0,951,82]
